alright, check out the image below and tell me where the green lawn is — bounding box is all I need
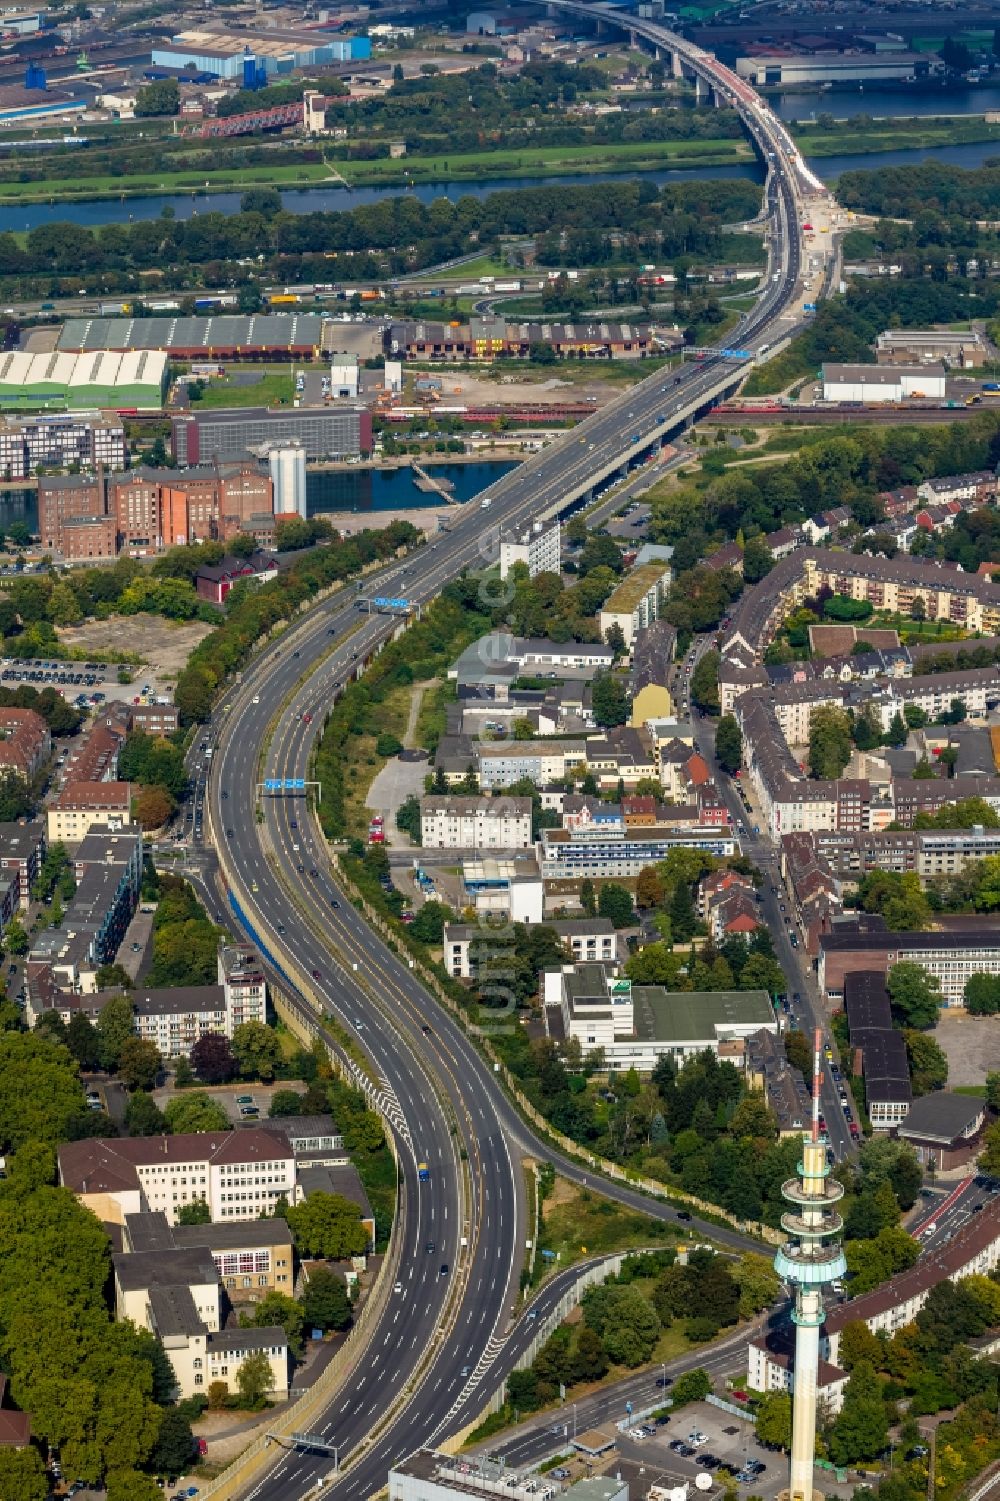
[186,369,294,409]
[338,135,753,187]
[0,160,335,206]
[794,116,1000,159]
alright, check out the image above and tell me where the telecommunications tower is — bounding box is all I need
[774,1028,847,1501]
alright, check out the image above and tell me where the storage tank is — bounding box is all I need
[268,442,307,518]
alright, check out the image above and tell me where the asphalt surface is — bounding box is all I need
[193,11,825,1497]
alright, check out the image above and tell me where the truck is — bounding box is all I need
[983,382,1000,393]
[418,1162,430,1182]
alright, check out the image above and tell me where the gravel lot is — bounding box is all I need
[936,1010,1000,1087]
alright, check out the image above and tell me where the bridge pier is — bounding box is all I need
[671,50,683,78]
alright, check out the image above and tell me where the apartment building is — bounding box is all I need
[0,410,126,479]
[498,520,561,581]
[598,560,674,650]
[419,795,533,850]
[0,820,44,906]
[0,708,50,781]
[791,826,1000,882]
[442,916,618,979]
[131,703,180,736]
[58,1128,297,1227]
[822,1199,1000,1357]
[27,828,142,993]
[47,781,132,844]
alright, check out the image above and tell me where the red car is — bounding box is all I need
[849,1122,860,1139]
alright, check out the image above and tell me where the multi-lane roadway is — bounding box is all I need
[197,9,831,1497]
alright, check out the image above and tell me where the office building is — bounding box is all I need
[820,918,1000,1005]
[59,1128,297,1227]
[543,964,776,1071]
[538,822,735,880]
[443,917,618,979]
[123,1211,294,1299]
[0,410,125,480]
[171,405,370,465]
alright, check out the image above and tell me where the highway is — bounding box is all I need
[196,8,831,1498]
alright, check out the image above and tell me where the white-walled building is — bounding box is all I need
[420,795,532,849]
[58,1129,296,1227]
[443,917,618,978]
[821,363,945,404]
[498,520,561,580]
[543,963,776,1071]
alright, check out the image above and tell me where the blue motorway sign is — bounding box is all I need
[720,348,751,359]
[372,596,412,610]
[263,778,306,792]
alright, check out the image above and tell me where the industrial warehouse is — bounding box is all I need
[0,350,168,412]
[57,315,327,362]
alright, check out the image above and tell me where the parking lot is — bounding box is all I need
[150,1081,307,1125]
[1,655,110,697]
[615,1403,856,1500]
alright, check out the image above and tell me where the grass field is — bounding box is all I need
[0,160,336,206]
[187,369,294,409]
[793,115,1000,159]
[338,135,754,187]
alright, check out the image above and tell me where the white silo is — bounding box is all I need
[268,442,307,517]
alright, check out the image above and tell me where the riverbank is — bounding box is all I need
[792,112,1000,158]
[0,136,755,208]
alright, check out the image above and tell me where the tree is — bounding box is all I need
[149,1407,195,1475]
[742,535,774,586]
[671,1367,712,1405]
[163,1091,230,1134]
[809,704,853,780]
[232,1021,282,1082]
[755,1391,792,1450]
[0,1449,47,1501]
[907,1028,949,1094]
[715,714,742,775]
[636,867,665,909]
[410,900,451,944]
[690,650,720,714]
[66,1011,101,1071]
[106,1475,163,1501]
[4,916,27,956]
[668,879,696,942]
[965,972,1000,1016]
[125,1091,166,1136]
[979,1120,1000,1177]
[302,1268,353,1332]
[592,671,629,728]
[240,1290,305,1357]
[96,963,133,992]
[134,78,180,116]
[0,1032,88,1151]
[598,882,634,929]
[580,879,596,916]
[828,1361,889,1466]
[269,1089,305,1117]
[240,186,282,218]
[733,1253,782,1318]
[235,1349,275,1408]
[604,622,627,659]
[582,1282,660,1367]
[95,994,135,1071]
[190,1032,237,1084]
[176,1199,212,1225]
[134,785,174,831]
[285,1191,370,1258]
[838,1321,885,1371]
[887,962,942,1030]
[118,1037,161,1092]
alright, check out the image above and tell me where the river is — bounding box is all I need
[0,460,517,534]
[10,134,1000,234]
